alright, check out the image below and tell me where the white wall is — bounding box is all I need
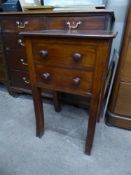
[107,0,129,53]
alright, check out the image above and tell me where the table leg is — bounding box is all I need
[53,91,61,112]
[85,97,99,155]
[32,86,44,138]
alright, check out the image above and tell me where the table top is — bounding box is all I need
[20,29,116,39]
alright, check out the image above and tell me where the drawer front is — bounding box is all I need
[3,34,25,51]
[6,50,28,70]
[0,51,4,65]
[10,70,30,89]
[0,39,5,65]
[114,82,131,117]
[1,16,46,33]
[46,16,106,30]
[121,37,131,82]
[0,66,7,81]
[35,65,93,96]
[32,38,96,69]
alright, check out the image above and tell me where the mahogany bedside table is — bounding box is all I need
[21,30,115,155]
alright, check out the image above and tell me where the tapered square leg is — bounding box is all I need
[53,91,61,112]
[32,86,44,137]
[85,97,99,155]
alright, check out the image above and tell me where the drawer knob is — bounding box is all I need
[40,50,48,58]
[16,21,29,29]
[20,59,28,66]
[66,21,82,30]
[42,72,51,80]
[22,77,30,84]
[18,39,25,47]
[73,53,82,62]
[73,77,81,85]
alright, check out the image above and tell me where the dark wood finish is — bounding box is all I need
[22,30,115,155]
[46,16,109,30]
[106,2,131,129]
[0,10,115,108]
[0,32,8,83]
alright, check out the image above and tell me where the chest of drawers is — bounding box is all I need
[0,10,114,106]
[21,30,116,155]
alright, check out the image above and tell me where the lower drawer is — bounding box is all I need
[10,70,31,89]
[35,64,93,96]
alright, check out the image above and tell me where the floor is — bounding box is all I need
[0,85,131,175]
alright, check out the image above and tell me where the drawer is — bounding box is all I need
[1,16,46,33]
[35,64,93,96]
[0,66,7,81]
[114,82,131,117]
[6,50,28,70]
[10,70,30,89]
[0,52,5,65]
[46,15,106,30]
[32,38,96,69]
[3,34,25,52]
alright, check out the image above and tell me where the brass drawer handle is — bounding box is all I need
[16,21,29,29]
[73,53,82,62]
[20,59,28,66]
[66,21,82,30]
[73,77,81,85]
[42,72,51,80]
[18,39,25,47]
[39,50,48,58]
[22,77,30,84]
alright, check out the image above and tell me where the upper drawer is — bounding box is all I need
[1,16,46,33]
[46,15,107,30]
[32,38,96,69]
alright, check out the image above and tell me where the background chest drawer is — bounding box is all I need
[10,70,30,89]
[46,15,107,30]
[3,34,25,51]
[5,50,28,70]
[32,38,96,69]
[35,64,93,96]
[0,66,7,81]
[1,16,46,33]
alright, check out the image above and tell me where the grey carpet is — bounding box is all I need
[0,86,131,175]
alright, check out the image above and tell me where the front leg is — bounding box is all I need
[85,96,100,155]
[32,86,44,137]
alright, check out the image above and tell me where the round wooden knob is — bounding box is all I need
[73,77,81,85]
[39,50,48,58]
[42,72,50,80]
[73,53,82,62]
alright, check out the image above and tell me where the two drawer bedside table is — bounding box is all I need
[21,30,116,155]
